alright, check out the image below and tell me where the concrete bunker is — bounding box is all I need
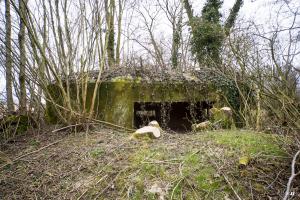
[46,68,241,131]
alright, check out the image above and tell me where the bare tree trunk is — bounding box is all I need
[18,0,28,114]
[171,6,183,69]
[36,0,47,122]
[115,0,124,66]
[5,0,14,112]
[105,0,115,68]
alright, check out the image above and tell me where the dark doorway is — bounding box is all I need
[134,102,162,128]
[134,101,213,132]
[167,102,194,132]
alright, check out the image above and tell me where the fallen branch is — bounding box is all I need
[222,171,242,200]
[171,177,184,200]
[77,174,108,200]
[91,118,136,132]
[52,123,85,133]
[0,139,63,170]
[207,147,242,200]
[141,158,180,165]
[283,150,300,200]
[170,150,201,199]
[94,168,128,199]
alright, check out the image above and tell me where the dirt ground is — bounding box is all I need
[0,126,297,200]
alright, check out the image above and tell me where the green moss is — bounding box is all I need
[45,84,65,123]
[114,147,169,199]
[184,152,201,167]
[169,151,228,199]
[45,103,59,123]
[202,130,285,156]
[135,77,142,83]
[129,176,145,199]
[112,81,128,91]
[195,167,222,191]
[210,107,234,129]
[89,148,104,158]
[130,148,167,178]
[97,82,134,127]
[29,139,41,147]
[1,115,32,136]
[183,153,221,189]
[111,76,133,82]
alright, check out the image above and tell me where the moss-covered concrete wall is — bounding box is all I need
[96,80,219,128]
[46,78,231,128]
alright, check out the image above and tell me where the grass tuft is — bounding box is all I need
[201,130,285,156]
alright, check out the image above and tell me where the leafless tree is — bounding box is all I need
[158,0,183,69]
[105,0,116,68]
[18,0,28,114]
[4,0,14,112]
[134,2,166,69]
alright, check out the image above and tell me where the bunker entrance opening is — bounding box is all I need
[134,101,213,132]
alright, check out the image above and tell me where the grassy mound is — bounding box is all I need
[0,128,291,199]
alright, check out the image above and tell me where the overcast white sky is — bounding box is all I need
[0,0,299,97]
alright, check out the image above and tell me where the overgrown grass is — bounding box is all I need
[116,146,230,199]
[201,130,286,156]
[2,128,290,199]
[110,130,285,199]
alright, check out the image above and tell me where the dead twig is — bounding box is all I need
[207,147,242,200]
[77,174,109,200]
[94,168,128,199]
[283,150,300,200]
[51,120,136,134]
[0,139,63,170]
[170,150,201,199]
[141,158,180,165]
[266,169,284,189]
[52,123,85,133]
[171,177,184,200]
[91,118,136,132]
[222,171,242,200]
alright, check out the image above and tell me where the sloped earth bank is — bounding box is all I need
[0,127,298,199]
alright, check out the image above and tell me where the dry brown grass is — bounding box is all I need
[0,127,297,199]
